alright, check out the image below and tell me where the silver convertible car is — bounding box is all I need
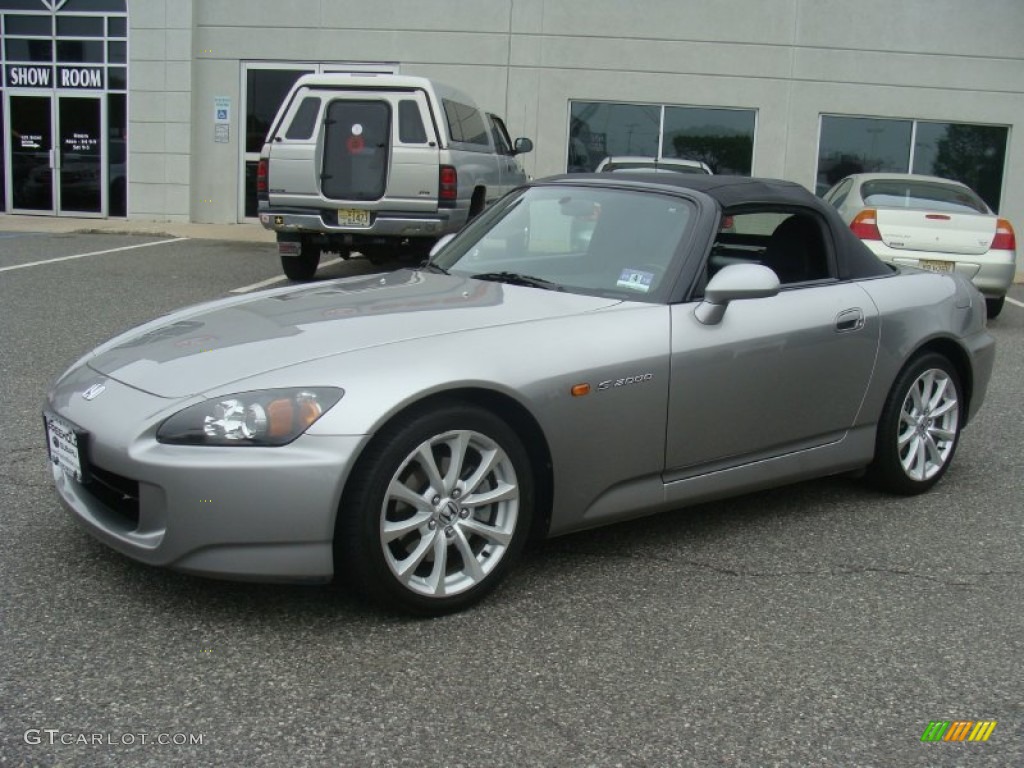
[44,175,995,615]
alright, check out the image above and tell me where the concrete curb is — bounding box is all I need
[0,214,275,243]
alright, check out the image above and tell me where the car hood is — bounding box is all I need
[84,269,621,398]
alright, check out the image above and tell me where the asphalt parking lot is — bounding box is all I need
[1,230,1022,767]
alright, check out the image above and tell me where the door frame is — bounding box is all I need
[5,90,106,217]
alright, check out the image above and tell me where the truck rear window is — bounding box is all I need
[284,97,321,140]
[398,100,428,144]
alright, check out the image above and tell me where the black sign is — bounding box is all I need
[6,65,54,88]
[4,65,105,90]
[57,67,104,90]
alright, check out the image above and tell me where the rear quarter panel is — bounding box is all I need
[854,269,993,425]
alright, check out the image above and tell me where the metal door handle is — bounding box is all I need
[835,308,864,332]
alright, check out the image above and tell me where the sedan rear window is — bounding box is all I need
[861,180,989,214]
[603,162,709,174]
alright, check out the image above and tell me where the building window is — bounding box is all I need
[817,115,1009,211]
[568,100,756,175]
[663,106,755,175]
[911,122,1008,213]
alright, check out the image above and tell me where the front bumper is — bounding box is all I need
[46,371,364,583]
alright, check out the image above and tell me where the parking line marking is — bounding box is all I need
[0,237,188,273]
[230,257,343,293]
[1005,296,1024,309]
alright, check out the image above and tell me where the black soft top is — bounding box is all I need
[540,173,893,280]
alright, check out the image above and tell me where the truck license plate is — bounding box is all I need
[338,209,370,227]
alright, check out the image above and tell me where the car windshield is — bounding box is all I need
[861,179,989,214]
[432,186,695,301]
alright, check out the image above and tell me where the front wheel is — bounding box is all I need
[867,353,963,495]
[335,403,533,615]
[280,237,320,280]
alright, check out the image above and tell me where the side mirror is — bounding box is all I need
[695,263,779,325]
[513,137,534,155]
[429,233,457,258]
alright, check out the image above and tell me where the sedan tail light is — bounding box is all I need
[257,158,269,202]
[850,209,882,241]
[990,218,1016,251]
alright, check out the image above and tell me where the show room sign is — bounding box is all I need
[5,65,105,90]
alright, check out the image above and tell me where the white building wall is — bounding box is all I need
[127,0,192,222]
[130,0,1024,266]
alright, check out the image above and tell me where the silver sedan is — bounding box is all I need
[44,174,995,615]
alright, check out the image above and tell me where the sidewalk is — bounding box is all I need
[0,213,275,243]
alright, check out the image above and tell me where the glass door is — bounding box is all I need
[9,94,54,213]
[6,93,105,215]
[57,95,103,215]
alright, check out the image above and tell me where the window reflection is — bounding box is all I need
[568,101,754,176]
[816,116,911,196]
[569,102,660,172]
[913,122,1007,211]
[5,38,53,62]
[817,115,1008,212]
[663,106,755,175]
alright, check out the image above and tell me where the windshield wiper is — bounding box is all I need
[470,271,565,291]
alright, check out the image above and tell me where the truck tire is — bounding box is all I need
[281,237,320,280]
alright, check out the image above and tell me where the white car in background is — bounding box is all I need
[822,173,1016,318]
[596,156,712,175]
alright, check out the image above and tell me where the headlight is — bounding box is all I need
[156,387,343,446]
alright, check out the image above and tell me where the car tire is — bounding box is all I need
[399,237,435,264]
[358,245,395,266]
[280,237,320,280]
[468,188,486,221]
[335,402,534,615]
[985,296,1005,319]
[867,352,963,495]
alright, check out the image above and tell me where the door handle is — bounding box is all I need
[835,308,864,333]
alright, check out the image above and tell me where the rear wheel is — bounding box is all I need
[336,403,533,615]
[468,188,486,221]
[280,237,320,280]
[986,296,1005,319]
[867,353,963,495]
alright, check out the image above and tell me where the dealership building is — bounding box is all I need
[1,0,1022,259]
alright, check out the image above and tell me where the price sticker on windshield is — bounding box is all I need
[617,268,654,293]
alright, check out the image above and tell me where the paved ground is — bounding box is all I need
[1,225,1021,766]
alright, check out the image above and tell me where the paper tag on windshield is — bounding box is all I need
[617,269,654,292]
